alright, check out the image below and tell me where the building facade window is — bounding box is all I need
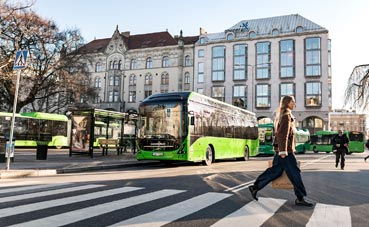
[113,60,119,69]
[212,46,225,81]
[129,91,136,103]
[114,90,119,102]
[198,49,204,57]
[211,86,225,102]
[256,84,271,108]
[249,31,256,38]
[129,74,136,86]
[280,83,295,100]
[94,94,100,103]
[145,74,153,85]
[227,33,234,40]
[197,88,204,94]
[280,39,295,78]
[198,62,204,83]
[109,76,114,86]
[118,60,122,70]
[199,37,205,44]
[233,85,247,109]
[94,77,101,88]
[305,37,321,76]
[114,75,119,86]
[296,26,304,33]
[233,44,247,80]
[305,82,322,106]
[256,42,271,79]
[272,29,279,36]
[162,56,169,67]
[146,57,153,69]
[95,62,101,72]
[161,73,169,85]
[184,72,190,84]
[185,55,191,66]
[109,61,113,69]
[130,59,137,70]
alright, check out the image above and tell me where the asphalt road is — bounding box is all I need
[1,151,368,227]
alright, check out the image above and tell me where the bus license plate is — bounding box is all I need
[153,152,163,156]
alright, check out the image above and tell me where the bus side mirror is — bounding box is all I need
[190,116,195,125]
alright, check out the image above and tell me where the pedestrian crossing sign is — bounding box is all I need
[13,50,28,70]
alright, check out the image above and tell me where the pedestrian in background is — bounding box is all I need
[332,130,349,170]
[248,95,313,207]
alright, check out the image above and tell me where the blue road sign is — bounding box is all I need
[13,50,28,70]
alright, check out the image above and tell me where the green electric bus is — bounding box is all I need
[294,128,310,154]
[309,130,365,154]
[257,123,310,154]
[136,92,259,165]
[258,123,275,155]
[0,112,70,148]
[346,131,365,153]
[309,130,337,153]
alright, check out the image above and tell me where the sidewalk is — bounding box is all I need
[0,148,157,179]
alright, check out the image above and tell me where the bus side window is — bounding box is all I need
[190,116,195,125]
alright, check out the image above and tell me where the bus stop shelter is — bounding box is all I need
[67,108,127,158]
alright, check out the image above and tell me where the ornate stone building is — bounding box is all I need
[78,26,198,113]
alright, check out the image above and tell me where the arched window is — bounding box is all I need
[113,60,119,69]
[227,33,234,41]
[94,77,101,88]
[95,62,101,72]
[249,31,256,38]
[145,74,153,85]
[199,37,205,44]
[184,72,190,84]
[161,73,169,85]
[185,55,191,66]
[296,26,303,33]
[109,61,113,69]
[146,57,153,69]
[118,60,122,70]
[129,74,136,86]
[130,59,137,70]
[162,56,169,67]
[272,29,279,36]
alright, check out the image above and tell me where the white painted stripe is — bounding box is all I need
[0,183,71,194]
[224,180,255,192]
[0,186,142,218]
[211,197,286,227]
[9,189,184,227]
[232,182,255,193]
[109,192,232,227]
[0,184,103,203]
[306,203,351,227]
[300,155,330,168]
[0,181,43,188]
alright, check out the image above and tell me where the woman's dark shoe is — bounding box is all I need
[249,185,258,201]
[295,198,313,207]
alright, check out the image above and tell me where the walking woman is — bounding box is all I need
[249,95,313,207]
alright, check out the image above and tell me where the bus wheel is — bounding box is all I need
[238,146,250,161]
[313,147,318,153]
[203,146,214,166]
[56,146,62,149]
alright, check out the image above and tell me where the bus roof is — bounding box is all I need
[0,112,21,117]
[141,92,256,116]
[20,112,68,121]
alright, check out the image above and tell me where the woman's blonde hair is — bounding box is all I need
[274,95,294,129]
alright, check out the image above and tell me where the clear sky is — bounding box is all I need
[32,0,369,111]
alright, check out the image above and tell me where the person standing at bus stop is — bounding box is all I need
[332,130,349,170]
[248,95,313,207]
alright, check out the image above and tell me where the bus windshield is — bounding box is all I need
[138,102,184,141]
[348,131,364,142]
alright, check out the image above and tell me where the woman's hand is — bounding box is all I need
[279,151,288,158]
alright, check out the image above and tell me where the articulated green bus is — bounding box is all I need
[258,123,275,155]
[309,130,365,154]
[257,123,310,154]
[0,112,70,148]
[346,131,365,153]
[136,92,259,165]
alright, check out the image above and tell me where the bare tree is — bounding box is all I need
[0,0,95,113]
[344,64,369,111]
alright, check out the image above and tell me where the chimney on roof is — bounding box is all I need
[121,31,130,37]
[200,27,206,35]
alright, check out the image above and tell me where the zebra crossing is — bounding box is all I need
[0,181,352,227]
